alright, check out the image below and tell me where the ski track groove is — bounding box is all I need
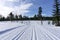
[12,26,30,40]
[18,23,32,40]
[0,25,25,35]
[41,26,60,40]
[30,28,33,40]
[34,27,37,40]
[0,26,21,40]
[4,27,26,40]
[0,26,27,40]
[15,31,25,40]
[0,23,25,40]
[15,26,30,40]
[39,26,53,40]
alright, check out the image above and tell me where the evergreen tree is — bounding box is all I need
[15,15,18,20]
[2,17,5,21]
[34,14,37,20]
[6,16,10,21]
[19,15,22,20]
[37,7,42,20]
[37,7,43,24]
[23,16,29,20]
[53,0,60,26]
[9,12,14,21]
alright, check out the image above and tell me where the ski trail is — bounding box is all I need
[12,26,29,40]
[30,28,33,40]
[0,25,27,40]
[42,25,60,39]
[0,23,28,40]
[15,26,30,40]
[35,22,50,40]
[0,26,22,40]
[0,26,21,35]
[34,21,60,40]
[31,23,38,40]
[0,21,60,40]
[17,23,32,40]
[41,26,60,40]
[34,28,37,40]
[15,31,25,40]
[38,26,53,40]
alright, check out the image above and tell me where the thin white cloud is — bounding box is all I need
[13,3,33,15]
[7,0,20,2]
[42,14,47,16]
[0,0,33,17]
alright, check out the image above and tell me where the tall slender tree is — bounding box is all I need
[15,15,18,20]
[34,14,37,20]
[19,15,22,20]
[9,12,14,21]
[37,7,43,24]
[53,0,60,26]
[37,7,42,20]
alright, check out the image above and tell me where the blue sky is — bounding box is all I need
[26,0,54,17]
[0,0,55,17]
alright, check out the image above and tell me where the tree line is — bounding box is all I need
[0,7,53,21]
[0,0,60,26]
[0,7,42,21]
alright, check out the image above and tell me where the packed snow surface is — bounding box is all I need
[0,21,60,40]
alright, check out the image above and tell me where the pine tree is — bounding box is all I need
[37,7,42,20]
[37,7,43,24]
[19,15,22,20]
[15,15,18,20]
[53,0,60,26]
[2,17,5,21]
[23,16,29,20]
[34,14,37,20]
[9,12,14,21]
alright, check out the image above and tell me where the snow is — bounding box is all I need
[0,21,60,40]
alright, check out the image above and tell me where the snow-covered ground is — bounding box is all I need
[0,21,60,40]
